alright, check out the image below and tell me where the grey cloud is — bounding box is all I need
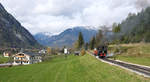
[0,0,143,34]
[32,0,93,17]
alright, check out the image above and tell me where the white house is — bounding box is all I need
[39,49,46,54]
[3,52,11,57]
[13,52,42,65]
[64,48,68,54]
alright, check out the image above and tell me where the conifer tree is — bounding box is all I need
[95,30,103,47]
[85,42,89,50]
[78,32,84,49]
[90,36,96,50]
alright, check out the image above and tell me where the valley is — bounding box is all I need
[0,1,150,82]
[0,54,149,82]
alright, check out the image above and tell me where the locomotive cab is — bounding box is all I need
[97,45,107,58]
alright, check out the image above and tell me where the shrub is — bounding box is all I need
[81,49,86,56]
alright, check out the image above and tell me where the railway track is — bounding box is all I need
[88,51,150,77]
[102,58,150,77]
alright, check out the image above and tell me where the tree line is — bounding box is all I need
[74,28,106,50]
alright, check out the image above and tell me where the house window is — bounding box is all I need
[15,57,19,59]
[16,61,20,63]
[24,61,28,63]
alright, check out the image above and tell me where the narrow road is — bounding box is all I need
[0,63,12,67]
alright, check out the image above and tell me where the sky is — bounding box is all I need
[1,0,150,34]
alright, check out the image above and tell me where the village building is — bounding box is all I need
[3,52,11,57]
[13,52,42,65]
[39,49,46,54]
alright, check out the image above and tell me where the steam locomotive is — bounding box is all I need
[94,45,107,58]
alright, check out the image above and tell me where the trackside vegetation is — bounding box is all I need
[109,43,150,66]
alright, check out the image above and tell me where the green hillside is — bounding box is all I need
[0,54,149,82]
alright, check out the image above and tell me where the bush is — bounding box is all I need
[80,49,86,56]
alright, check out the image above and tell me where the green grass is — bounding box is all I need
[0,56,9,64]
[0,54,149,82]
[117,56,150,66]
[109,43,150,66]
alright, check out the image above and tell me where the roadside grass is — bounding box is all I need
[0,56,9,64]
[109,43,150,66]
[0,54,149,82]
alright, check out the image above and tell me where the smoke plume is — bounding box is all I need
[135,0,150,9]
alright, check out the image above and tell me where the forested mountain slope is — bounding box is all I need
[119,7,150,43]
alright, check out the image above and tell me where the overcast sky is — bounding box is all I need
[1,0,150,34]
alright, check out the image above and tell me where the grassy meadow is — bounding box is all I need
[109,43,150,66]
[0,56,9,64]
[0,54,149,82]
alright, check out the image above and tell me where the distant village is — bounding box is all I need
[2,48,47,65]
[1,47,72,65]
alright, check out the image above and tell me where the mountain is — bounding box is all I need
[35,32,53,40]
[34,32,56,45]
[34,26,97,47]
[0,3,40,48]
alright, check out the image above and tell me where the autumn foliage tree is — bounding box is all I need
[47,47,51,55]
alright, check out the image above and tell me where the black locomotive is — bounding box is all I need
[97,45,107,58]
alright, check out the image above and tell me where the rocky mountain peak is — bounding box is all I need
[0,3,4,10]
[34,26,97,47]
[0,3,40,48]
